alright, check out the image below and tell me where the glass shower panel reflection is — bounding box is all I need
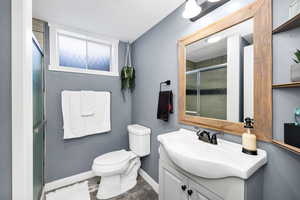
[199,67,227,120]
[32,38,45,200]
[186,66,227,120]
[186,72,199,115]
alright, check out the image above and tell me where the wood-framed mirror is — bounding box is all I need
[178,0,272,142]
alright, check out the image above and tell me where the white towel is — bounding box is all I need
[84,92,111,135]
[62,90,111,139]
[80,91,96,117]
[62,91,85,139]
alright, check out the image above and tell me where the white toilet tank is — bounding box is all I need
[127,124,151,157]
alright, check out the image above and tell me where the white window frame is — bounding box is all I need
[49,24,119,76]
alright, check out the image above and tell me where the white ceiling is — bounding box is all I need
[186,18,253,62]
[33,0,185,42]
[187,39,227,63]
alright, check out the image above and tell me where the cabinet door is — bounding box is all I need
[188,180,223,200]
[189,190,209,200]
[160,167,188,200]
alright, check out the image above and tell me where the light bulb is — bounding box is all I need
[182,0,202,19]
[207,36,221,43]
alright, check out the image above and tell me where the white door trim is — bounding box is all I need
[11,0,33,199]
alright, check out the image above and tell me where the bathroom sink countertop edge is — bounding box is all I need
[157,128,267,180]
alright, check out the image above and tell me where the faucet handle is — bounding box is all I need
[197,130,211,143]
[211,134,218,145]
[196,130,207,137]
[210,132,222,145]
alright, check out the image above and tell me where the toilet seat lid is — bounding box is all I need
[94,150,132,166]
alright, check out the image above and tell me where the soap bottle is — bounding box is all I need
[242,117,257,155]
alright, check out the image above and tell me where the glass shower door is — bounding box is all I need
[32,36,45,200]
[186,64,227,119]
[186,72,199,115]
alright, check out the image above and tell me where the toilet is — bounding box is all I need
[92,124,151,199]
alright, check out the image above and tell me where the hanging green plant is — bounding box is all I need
[121,43,135,91]
[121,66,135,90]
[293,49,300,64]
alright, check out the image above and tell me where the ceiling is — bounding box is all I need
[186,18,253,62]
[187,39,227,63]
[33,0,185,42]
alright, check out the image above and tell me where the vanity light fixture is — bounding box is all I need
[182,0,202,19]
[206,36,221,43]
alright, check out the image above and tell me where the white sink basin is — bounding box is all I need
[157,129,267,179]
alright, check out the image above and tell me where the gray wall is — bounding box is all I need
[44,25,132,182]
[0,0,12,199]
[132,0,300,199]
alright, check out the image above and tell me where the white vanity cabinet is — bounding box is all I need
[188,180,221,200]
[160,166,188,200]
[159,146,264,200]
[160,164,222,200]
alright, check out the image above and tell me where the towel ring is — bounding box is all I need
[160,80,171,92]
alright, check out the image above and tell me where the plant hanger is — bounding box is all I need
[125,42,132,67]
[121,42,135,91]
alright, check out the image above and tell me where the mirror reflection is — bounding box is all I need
[185,19,254,122]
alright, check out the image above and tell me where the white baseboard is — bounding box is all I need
[44,171,94,192]
[44,169,159,194]
[139,169,159,194]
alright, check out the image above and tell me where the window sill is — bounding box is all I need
[48,65,119,77]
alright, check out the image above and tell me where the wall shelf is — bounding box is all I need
[272,82,300,88]
[273,13,300,34]
[272,140,300,154]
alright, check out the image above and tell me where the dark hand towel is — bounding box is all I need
[157,91,173,122]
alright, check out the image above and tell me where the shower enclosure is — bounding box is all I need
[185,63,227,120]
[32,35,45,200]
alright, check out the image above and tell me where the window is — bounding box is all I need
[49,24,119,76]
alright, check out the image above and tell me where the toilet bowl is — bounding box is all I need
[92,150,141,199]
[92,124,151,199]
